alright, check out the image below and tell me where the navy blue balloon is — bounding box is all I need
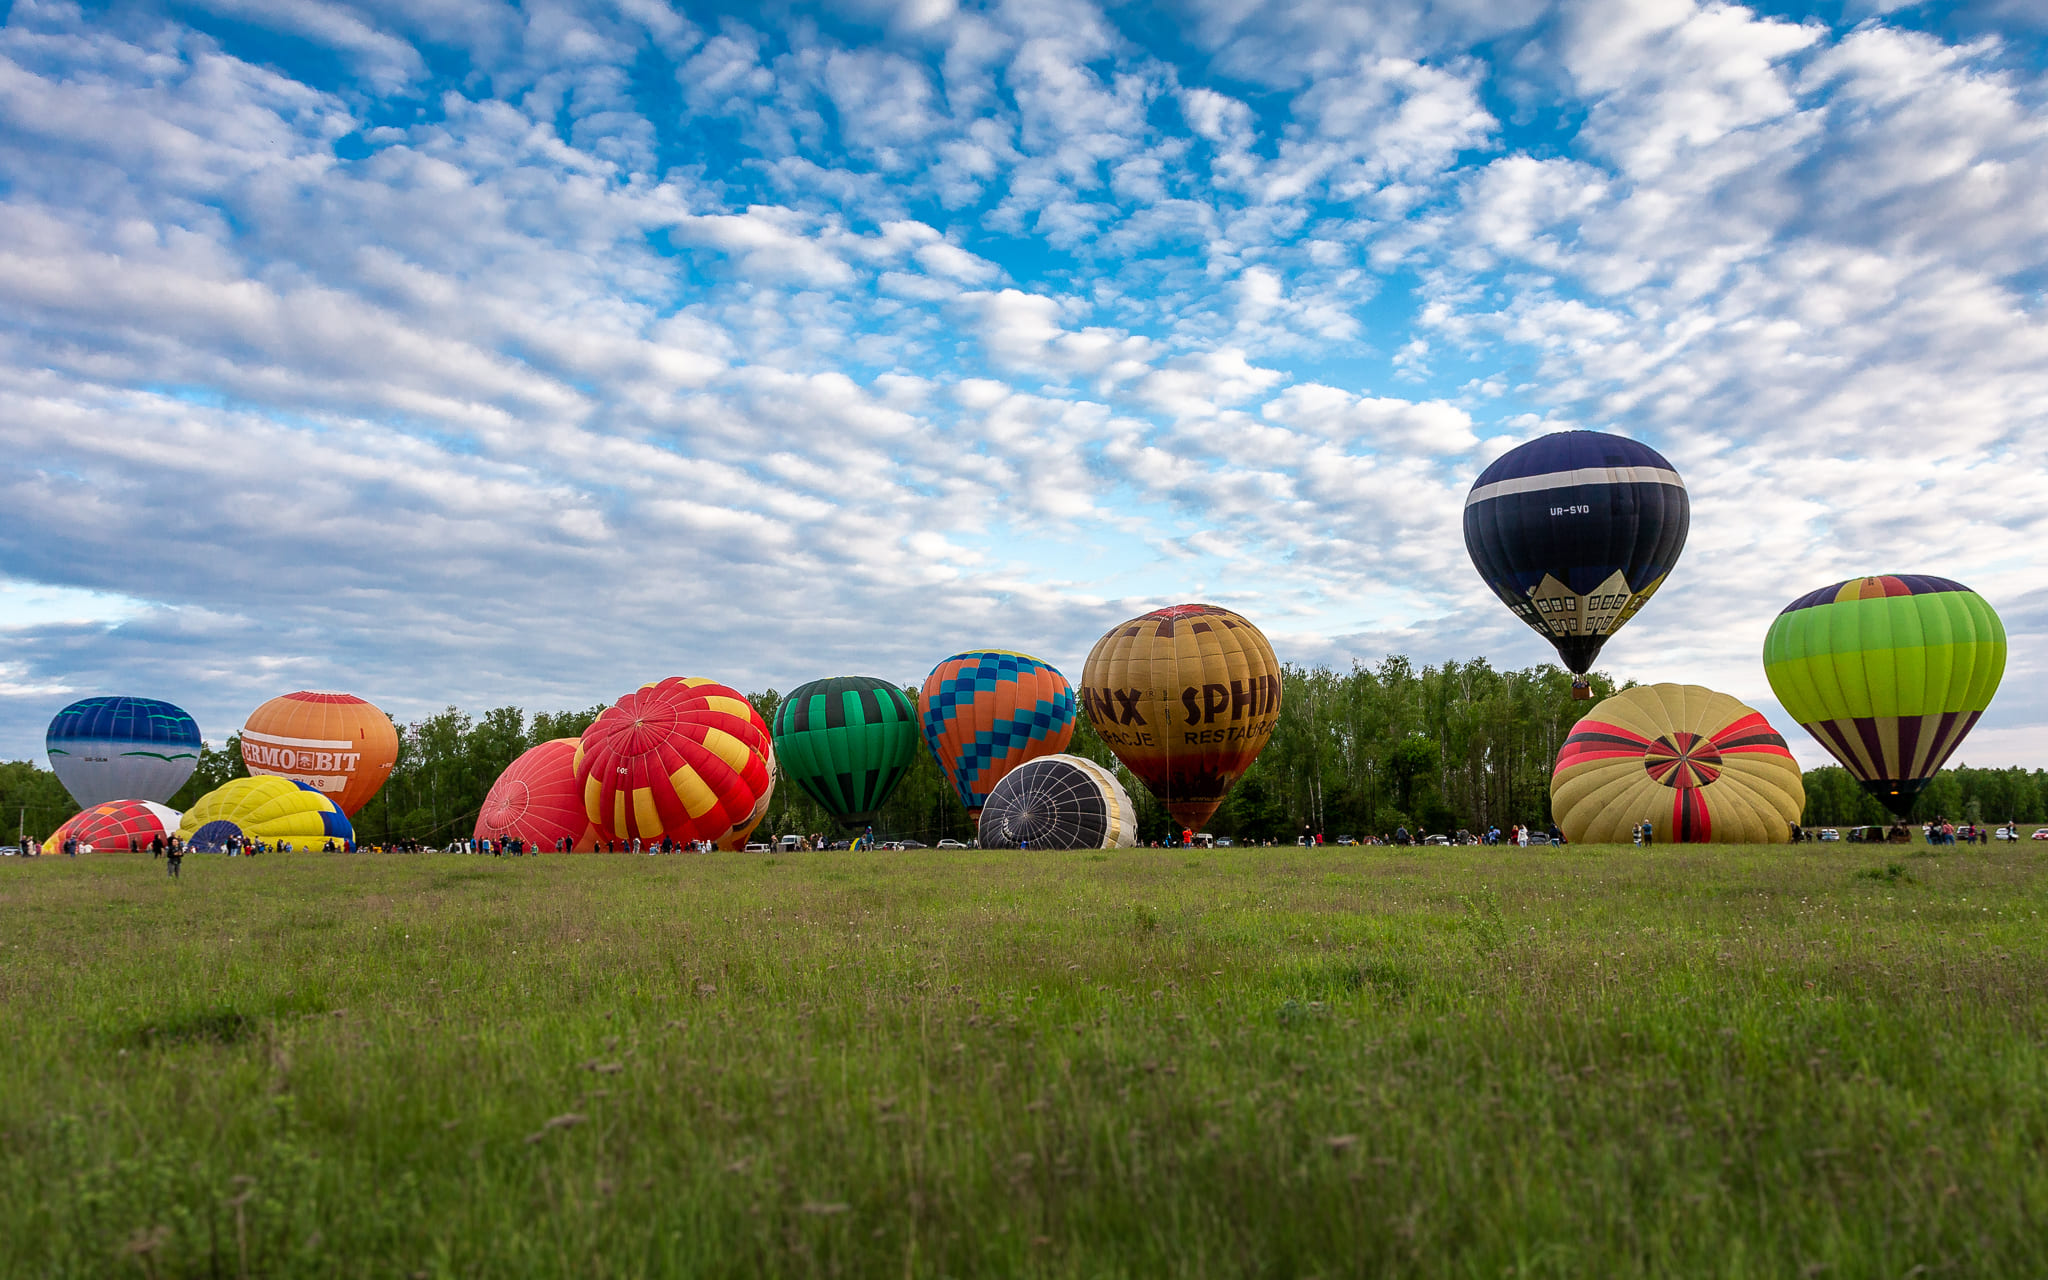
[1462,431,1690,676]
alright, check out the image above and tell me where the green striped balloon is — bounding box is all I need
[770,676,921,828]
[1762,575,2005,817]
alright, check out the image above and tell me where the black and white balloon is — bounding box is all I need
[977,753,1139,849]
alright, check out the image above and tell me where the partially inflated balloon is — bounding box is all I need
[241,692,399,816]
[977,754,1139,850]
[176,777,353,851]
[1763,575,2005,817]
[1464,431,1689,692]
[772,676,920,828]
[918,652,1076,815]
[1080,604,1281,830]
[45,696,201,809]
[477,739,600,851]
[1551,684,1804,844]
[575,678,775,849]
[43,800,181,855]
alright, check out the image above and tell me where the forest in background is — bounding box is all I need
[4,658,2044,846]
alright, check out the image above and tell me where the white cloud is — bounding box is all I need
[0,0,2043,772]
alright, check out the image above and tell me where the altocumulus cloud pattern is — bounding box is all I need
[0,0,2042,765]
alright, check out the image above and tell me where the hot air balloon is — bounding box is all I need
[1463,430,1689,697]
[977,754,1139,849]
[476,739,600,852]
[918,651,1076,815]
[1763,575,2006,817]
[771,676,921,828]
[241,692,399,816]
[1079,604,1281,830]
[42,799,181,855]
[44,696,201,809]
[1551,684,1804,844]
[176,777,353,851]
[574,678,776,849]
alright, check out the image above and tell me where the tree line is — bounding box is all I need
[5,658,2044,847]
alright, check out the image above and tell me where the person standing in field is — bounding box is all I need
[166,836,183,879]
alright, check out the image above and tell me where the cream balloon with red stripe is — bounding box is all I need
[573,677,776,849]
[1550,683,1804,845]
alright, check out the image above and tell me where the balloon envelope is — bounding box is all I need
[1463,431,1689,676]
[45,696,201,809]
[918,651,1076,815]
[1080,604,1280,830]
[1763,575,2006,817]
[241,692,399,816]
[772,676,921,828]
[43,799,181,855]
[1551,684,1804,845]
[574,678,775,849]
[176,777,353,851]
[977,753,1139,850]
[477,739,600,851]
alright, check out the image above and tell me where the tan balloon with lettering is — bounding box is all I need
[1080,604,1282,830]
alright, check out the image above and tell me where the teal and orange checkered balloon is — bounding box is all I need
[917,651,1076,815]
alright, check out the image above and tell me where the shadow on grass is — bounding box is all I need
[123,991,329,1050]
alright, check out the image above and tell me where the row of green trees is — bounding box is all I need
[5,658,2043,847]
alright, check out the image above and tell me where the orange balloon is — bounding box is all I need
[240,691,399,816]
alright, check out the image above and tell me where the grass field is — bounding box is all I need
[3,844,2045,1278]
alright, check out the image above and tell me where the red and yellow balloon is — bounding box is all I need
[574,678,775,849]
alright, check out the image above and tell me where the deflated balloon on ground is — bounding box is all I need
[477,738,600,851]
[977,753,1139,850]
[176,776,354,852]
[42,799,182,855]
[1551,683,1804,845]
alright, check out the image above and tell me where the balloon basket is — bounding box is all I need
[1570,679,1594,701]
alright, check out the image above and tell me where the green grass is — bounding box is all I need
[3,844,2045,1277]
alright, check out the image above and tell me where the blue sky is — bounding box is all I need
[0,0,2042,770]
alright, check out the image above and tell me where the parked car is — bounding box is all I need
[936,838,970,849]
[0,844,20,857]
[1818,828,1840,841]
[743,842,770,852]
[2033,828,2048,841]
[1214,836,1234,847]
[1335,835,1355,846]
[1421,834,1451,846]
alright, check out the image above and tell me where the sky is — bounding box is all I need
[0,0,2043,771]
